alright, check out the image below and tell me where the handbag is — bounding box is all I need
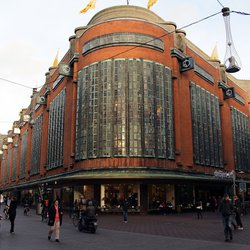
[48,219,54,226]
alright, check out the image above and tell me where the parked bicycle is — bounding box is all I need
[41,207,49,223]
[71,211,80,227]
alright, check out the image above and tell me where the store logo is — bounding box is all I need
[223,87,235,99]
[180,57,194,72]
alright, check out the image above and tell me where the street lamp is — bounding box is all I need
[226,170,236,197]
[238,171,245,205]
[232,170,236,197]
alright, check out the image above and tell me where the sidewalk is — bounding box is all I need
[96,211,250,244]
[0,207,249,250]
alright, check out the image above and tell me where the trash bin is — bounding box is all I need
[36,203,43,215]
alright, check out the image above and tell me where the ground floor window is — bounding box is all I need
[100,184,139,211]
[175,184,194,210]
[148,184,175,211]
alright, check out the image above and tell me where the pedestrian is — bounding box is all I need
[8,196,17,233]
[79,195,87,213]
[120,198,129,223]
[233,195,243,230]
[195,201,203,219]
[219,194,234,242]
[48,200,63,242]
[85,201,96,218]
[210,196,218,212]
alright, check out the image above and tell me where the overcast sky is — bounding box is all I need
[0,0,249,134]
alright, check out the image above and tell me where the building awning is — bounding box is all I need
[1,167,248,191]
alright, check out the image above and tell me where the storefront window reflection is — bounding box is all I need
[100,184,139,211]
[148,184,175,211]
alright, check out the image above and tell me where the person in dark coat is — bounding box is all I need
[233,195,243,230]
[81,200,97,225]
[8,196,17,233]
[48,200,63,242]
[195,201,203,219]
[85,201,96,218]
[120,198,129,223]
[219,194,234,242]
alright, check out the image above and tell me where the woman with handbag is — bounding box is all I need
[48,200,63,242]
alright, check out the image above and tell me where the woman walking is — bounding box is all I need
[48,200,63,242]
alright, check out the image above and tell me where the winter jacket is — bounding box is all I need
[219,200,233,216]
[8,200,17,220]
[48,204,63,226]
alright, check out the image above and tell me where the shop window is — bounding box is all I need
[101,184,139,211]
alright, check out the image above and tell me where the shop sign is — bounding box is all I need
[214,170,234,179]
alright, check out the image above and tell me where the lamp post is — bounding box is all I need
[238,171,245,206]
[232,170,236,197]
[226,170,236,197]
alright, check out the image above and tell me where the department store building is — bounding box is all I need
[1,5,250,213]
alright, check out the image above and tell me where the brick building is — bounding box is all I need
[0,5,250,212]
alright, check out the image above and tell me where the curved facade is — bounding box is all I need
[1,5,250,213]
[75,59,174,160]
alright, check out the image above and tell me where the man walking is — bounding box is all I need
[233,195,243,230]
[120,198,129,223]
[219,194,234,242]
[9,196,17,233]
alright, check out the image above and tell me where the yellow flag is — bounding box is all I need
[52,50,59,67]
[147,0,157,9]
[210,44,219,60]
[80,0,96,14]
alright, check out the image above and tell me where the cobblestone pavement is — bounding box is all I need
[0,207,249,250]
[96,211,250,244]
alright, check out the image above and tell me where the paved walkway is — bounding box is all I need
[96,211,250,244]
[0,207,249,250]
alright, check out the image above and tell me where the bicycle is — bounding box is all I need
[41,207,49,223]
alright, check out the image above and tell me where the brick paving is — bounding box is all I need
[0,207,249,250]
[96,211,250,244]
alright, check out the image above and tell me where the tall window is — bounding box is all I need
[1,158,6,185]
[12,142,18,181]
[83,32,164,55]
[6,149,11,183]
[76,59,175,160]
[190,82,223,167]
[20,130,28,179]
[47,89,65,169]
[31,115,43,175]
[99,60,113,157]
[231,107,250,172]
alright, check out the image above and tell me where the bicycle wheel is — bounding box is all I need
[72,214,79,227]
